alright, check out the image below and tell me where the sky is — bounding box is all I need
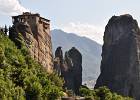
[0,0,140,44]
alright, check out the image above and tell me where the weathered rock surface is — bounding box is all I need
[9,12,53,72]
[54,46,63,75]
[95,14,140,99]
[54,47,82,95]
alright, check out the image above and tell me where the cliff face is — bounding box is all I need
[95,14,140,99]
[54,47,82,95]
[9,12,53,72]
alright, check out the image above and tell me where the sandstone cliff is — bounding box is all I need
[54,47,82,95]
[95,14,140,99]
[9,12,53,72]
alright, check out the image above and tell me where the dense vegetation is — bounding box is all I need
[80,86,133,100]
[0,32,64,100]
[0,31,134,100]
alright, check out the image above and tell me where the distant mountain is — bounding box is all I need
[51,29,102,87]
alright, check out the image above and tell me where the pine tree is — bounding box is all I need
[4,25,8,35]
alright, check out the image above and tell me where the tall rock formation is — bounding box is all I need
[9,12,53,72]
[54,46,63,75]
[51,29,102,88]
[95,14,140,99]
[54,47,82,95]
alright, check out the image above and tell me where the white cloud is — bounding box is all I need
[59,22,104,45]
[0,0,29,16]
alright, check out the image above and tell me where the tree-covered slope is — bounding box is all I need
[0,32,64,100]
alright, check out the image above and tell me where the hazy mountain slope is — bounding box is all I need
[51,29,102,85]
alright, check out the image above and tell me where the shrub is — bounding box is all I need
[80,86,133,100]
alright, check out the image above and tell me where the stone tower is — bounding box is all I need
[10,12,53,72]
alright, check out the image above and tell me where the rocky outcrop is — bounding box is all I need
[9,12,53,72]
[54,46,63,75]
[95,14,140,99]
[54,47,82,95]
